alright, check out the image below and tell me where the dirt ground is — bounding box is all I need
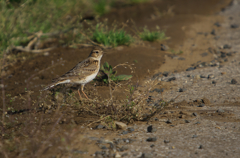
[2,0,240,157]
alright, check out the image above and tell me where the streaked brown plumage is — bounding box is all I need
[43,47,104,99]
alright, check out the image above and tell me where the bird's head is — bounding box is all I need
[89,46,104,60]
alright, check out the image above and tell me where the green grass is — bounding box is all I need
[92,25,133,47]
[140,27,166,42]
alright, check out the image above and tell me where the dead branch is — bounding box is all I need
[13,46,56,53]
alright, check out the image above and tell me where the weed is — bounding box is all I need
[170,49,183,54]
[92,24,133,47]
[98,62,132,84]
[140,27,166,42]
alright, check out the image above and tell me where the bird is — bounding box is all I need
[43,46,104,99]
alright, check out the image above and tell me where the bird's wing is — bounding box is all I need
[53,58,99,82]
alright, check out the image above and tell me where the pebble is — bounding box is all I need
[150,144,155,148]
[95,124,105,129]
[164,140,170,143]
[223,44,231,49]
[178,57,186,60]
[186,67,196,71]
[198,104,205,107]
[179,88,186,92]
[231,24,239,28]
[214,22,221,27]
[122,153,128,157]
[200,75,207,78]
[193,112,197,116]
[208,74,214,79]
[192,135,198,138]
[168,77,176,82]
[185,120,191,123]
[217,109,225,113]
[212,80,217,84]
[150,88,164,93]
[115,121,127,130]
[163,71,169,77]
[147,125,157,133]
[211,29,216,35]
[231,79,237,84]
[141,153,153,158]
[201,52,208,57]
[198,145,203,149]
[120,145,128,151]
[166,120,172,124]
[161,44,169,51]
[152,72,162,79]
[127,127,135,133]
[146,137,157,142]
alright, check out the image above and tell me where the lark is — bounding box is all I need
[43,47,104,99]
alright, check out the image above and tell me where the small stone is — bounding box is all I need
[146,137,157,142]
[198,104,205,107]
[150,88,164,93]
[201,52,208,57]
[214,22,221,27]
[212,80,217,84]
[231,24,239,28]
[200,75,206,78]
[163,71,169,77]
[95,124,105,129]
[150,144,155,148]
[211,29,216,35]
[179,88,186,92]
[168,77,176,82]
[199,145,203,149]
[217,109,225,113]
[186,67,196,71]
[164,140,170,143]
[127,127,134,133]
[115,152,121,158]
[227,52,232,56]
[141,153,153,158]
[161,44,169,51]
[178,57,185,60]
[166,120,172,124]
[193,112,197,116]
[195,122,201,124]
[231,79,237,84]
[121,131,129,135]
[192,135,198,138]
[221,53,226,58]
[99,144,107,149]
[147,125,157,133]
[223,44,231,49]
[115,121,127,130]
[120,145,128,151]
[208,74,214,79]
[185,120,190,123]
[43,52,49,56]
[122,153,128,157]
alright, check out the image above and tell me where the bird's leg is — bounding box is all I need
[78,89,82,100]
[81,84,89,100]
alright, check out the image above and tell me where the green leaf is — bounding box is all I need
[115,75,132,81]
[104,62,109,69]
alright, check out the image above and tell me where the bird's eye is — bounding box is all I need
[95,51,99,54]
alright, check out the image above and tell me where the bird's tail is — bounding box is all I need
[41,82,58,91]
[41,79,70,91]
